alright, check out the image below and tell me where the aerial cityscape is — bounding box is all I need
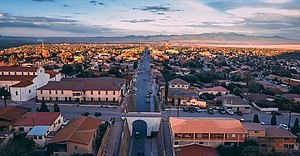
[1,0,300,156]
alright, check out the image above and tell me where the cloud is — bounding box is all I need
[121,19,155,23]
[63,5,68,7]
[264,0,290,4]
[133,5,182,15]
[226,7,300,18]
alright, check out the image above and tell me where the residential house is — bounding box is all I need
[14,112,63,133]
[0,66,61,101]
[170,117,248,148]
[37,77,126,105]
[216,94,251,114]
[282,94,300,102]
[197,86,229,95]
[174,144,217,156]
[169,78,190,90]
[26,126,52,148]
[0,106,30,132]
[49,117,102,156]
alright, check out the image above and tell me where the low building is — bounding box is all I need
[0,106,30,132]
[37,77,126,105]
[197,86,229,95]
[13,112,63,133]
[174,144,217,156]
[242,122,299,152]
[282,94,300,102]
[169,78,190,90]
[49,117,102,156]
[216,94,251,114]
[170,117,248,148]
[26,126,52,148]
[0,67,62,101]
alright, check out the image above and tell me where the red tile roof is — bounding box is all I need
[10,81,33,87]
[169,78,189,86]
[170,117,247,134]
[14,112,61,126]
[0,106,30,127]
[50,117,101,145]
[174,144,217,156]
[0,75,36,81]
[197,86,229,93]
[45,70,60,78]
[0,67,38,72]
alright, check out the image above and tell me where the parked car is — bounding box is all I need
[226,109,234,115]
[189,107,195,113]
[260,122,266,125]
[138,151,144,156]
[146,94,150,98]
[135,131,140,139]
[240,118,245,122]
[207,108,214,114]
[183,107,189,112]
[148,90,152,94]
[195,107,201,113]
[280,124,289,130]
[146,98,150,103]
[218,108,226,114]
[237,111,243,116]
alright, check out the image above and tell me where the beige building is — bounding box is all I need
[49,117,102,156]
[37,77,126,105]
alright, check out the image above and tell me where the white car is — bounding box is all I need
[226,109,234,115]
[280,124,289,130]
[260,122,266,125]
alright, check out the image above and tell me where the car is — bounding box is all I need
[226,109,234,115]
[189,107,195,113]
[207,108,214,114]
[148,90,152,94]
[143,78,146,81]
[146,98,150,103]
[271,111,282,116]
[195,107,201,113]
[138,151,144,156]
[280,124,289,130]
[240,118,245,122]
[135,132,140,139]
[146,93,150,98]
[183,107,189,112]
[260,122,266,125]
[218,108,226,114]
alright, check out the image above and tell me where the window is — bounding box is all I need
[284,138,289,141]
[254,131,259,134]
[172,85,175,87]
[16,91,18,95]
[91,91,93,95]
[199,142,204,144]
[55,90,58,94]
[98,91,100,95]
[41,90,43,94]
[56,97,58,101]
[49,90,51,94]
[69,97,71,101]
[61,90,64,94]
[18,127,24,132]
[99,97,101,101]
[227,107,232,109]
[49,97,52,101]
[106,91,108,95]
[113,98,115,102]
[113,91,115,95]
[231,134,236,138]
[42,97,45,101]
[91,97,93,101]
[174,141,179,145]
[65,97,68,101]
[75,146,77,150]
[29,90,31,93]
[38,136,42,139]
[245,107,251,109]
[106,98,108,101]
[34,136,37,139]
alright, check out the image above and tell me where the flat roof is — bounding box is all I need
[27,126,50,136]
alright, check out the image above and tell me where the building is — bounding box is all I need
[197,86,229,95]
[168,89,206,108]
[0,106,30,132]
[174,144,217,156]
[0,66,62,101]
[13,112,63,133]
[169,78,190,90]
[37,77,126,105]
[216,94,251,114]
[242,122,299,152]
[26,126,52,148]
[49,117,102,156]
[170,117,248,148]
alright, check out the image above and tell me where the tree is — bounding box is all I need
[81,112,90,116]
[292,118,299,135]
[271,114,277,125]
[133,61,138,69]
[53,103,60,112]
[61,64,74,75]
[94,112,102,117]
[170,97,175,106]
[0,87,10,108]
[37,101,49,112]
[0,133,35,155]
[253,114,260,123]
[74,64,83,74]
[164,81,169,106]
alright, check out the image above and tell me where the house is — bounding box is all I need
[242,122,299,152]
[197,86,229,95]
[49,117,102,156]
[170,117,248,148]
[26,126,52,148]
[282,94,300,102]
[216,94,251,114]
[243,93,278,112]
[37,77,126,105]
[0,106,30,132]
[169,78,190,89]
[0,66,62,101]
[14,112,63,133]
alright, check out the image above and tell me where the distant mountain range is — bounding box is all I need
[1,33,300,49]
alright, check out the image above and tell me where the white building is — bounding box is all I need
[169,78,190,89]
[0,67,62,101]
[26,126,52,148]
[37,77,126,105]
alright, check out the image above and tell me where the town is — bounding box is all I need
[0,43,300,156]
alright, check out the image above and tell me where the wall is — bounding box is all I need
[97,124,111,156]
[119,119,131,156]
[10,84,35,101]
[156,120,166,156]
[124,117,161,137]
[251,102,279,112]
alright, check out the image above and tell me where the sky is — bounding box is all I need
[0,0,300,39]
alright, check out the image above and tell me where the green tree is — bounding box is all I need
[81,112,90,116]
[74,63,83,74]
[61,64,74,75]
[164,81,169,106]
[37,101,49,112]
[253,114,260,123]
[0,133,35,156]
[271,114,277,125]
[53,103,60,112]
[0,87,10,108]
[292,118,299,135]
[94,112,102,117]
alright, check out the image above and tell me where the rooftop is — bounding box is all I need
[170,117,247,134]
[27,126,50,136]
[14,112,61,126]
[0,66,38,72]
[169,78,189,86]
[0,106,30,127]
[265,126,297,138]
[174,144,217,156]
[242,122,265,131]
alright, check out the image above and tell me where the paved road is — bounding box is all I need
[106,119,124,156]
[131,120,147,156]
